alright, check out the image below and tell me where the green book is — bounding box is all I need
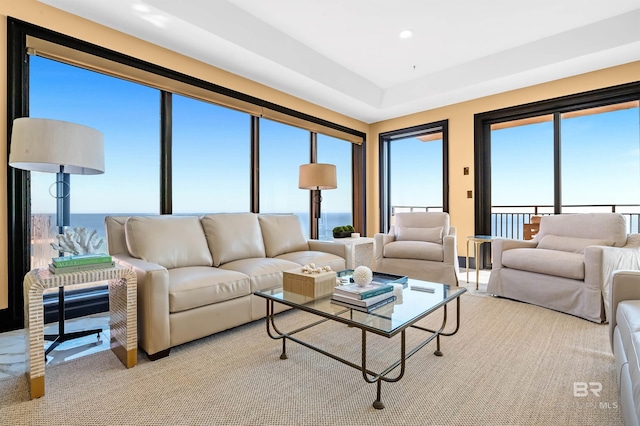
[49,261,115,274]
[52,253,112,267]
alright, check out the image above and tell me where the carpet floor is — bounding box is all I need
[0,292,623,425]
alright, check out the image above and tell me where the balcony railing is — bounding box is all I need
[391,204,640,239]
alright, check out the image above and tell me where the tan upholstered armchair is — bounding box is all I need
[374,212,459,286]
[488,213,640,322]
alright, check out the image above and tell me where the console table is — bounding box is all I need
[23,266,137,399]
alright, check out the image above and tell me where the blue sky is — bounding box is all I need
[28,56,353,215]
[27,56,640,215]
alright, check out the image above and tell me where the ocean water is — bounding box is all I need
[31,212,354,262]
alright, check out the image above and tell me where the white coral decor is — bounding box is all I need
[51,226,105,255]
[353,266,373,287]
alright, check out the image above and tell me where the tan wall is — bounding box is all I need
[0,0,368,310]
[368,60,640,255]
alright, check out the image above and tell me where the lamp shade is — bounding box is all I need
[9,117,105,175]
[298,163,337,190]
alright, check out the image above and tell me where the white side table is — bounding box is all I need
[327,237,375,270]
[23,265,137,399]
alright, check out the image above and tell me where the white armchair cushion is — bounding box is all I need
[395,212,450,237]
[537,235,612,253]
[502,248,585,280]
[258,214,309,258]
[396,226,443,243]
[383,241,444,262]
[201,213,266,267]
[125,216,213,269]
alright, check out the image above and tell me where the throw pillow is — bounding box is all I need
[536,234,612,254]
[396,226,443,244]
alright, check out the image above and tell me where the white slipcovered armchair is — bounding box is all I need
[374,212,459,286]
[488,213,640,322]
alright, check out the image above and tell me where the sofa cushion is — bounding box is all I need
[201,213,266,267]
[383,241,444,262]
[258,215,309,258]
[168,266,250,313]
[125,216,212,269]
[537,235,611,253]
[502,248,584,280]
[396,226,443,243]
[276,251,346,272]
[219,257,300,292]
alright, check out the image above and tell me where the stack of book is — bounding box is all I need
[49,253,115,274]
[330,282,396,313]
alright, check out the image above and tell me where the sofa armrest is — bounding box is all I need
[307,240,348,259]
[443,234,458,267]
[609,270,640,350]
[374,233,395,262]
[113,255,171,357]
[586,243,640,322]
[491,238,537,269]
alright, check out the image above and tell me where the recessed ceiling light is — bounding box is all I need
[399,29,413,39]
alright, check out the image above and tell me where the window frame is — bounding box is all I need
[474,81,640,267]
[378,120,450,232]
[3,18,366,332]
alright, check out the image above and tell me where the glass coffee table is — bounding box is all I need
[254,279,466,409]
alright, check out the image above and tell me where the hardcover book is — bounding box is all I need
[333,282,393,300]
[52,253,113,267]
[49,261,115,274]
[331,291,396,307]
[330,295,396,313]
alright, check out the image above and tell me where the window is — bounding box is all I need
[29,56,160,268]
[490,117,554,238]
[379,122,449,232]
[317,134,353,240]
[172,94,251,214]
[477,90,640,243]
[259,119,311,237]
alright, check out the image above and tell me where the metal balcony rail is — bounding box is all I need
[391,204,640,239]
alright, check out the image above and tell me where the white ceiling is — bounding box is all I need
[39,0,640,123]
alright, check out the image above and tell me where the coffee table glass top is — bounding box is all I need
[255,279,466,337]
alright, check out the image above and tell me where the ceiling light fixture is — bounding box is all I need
[399,29,413,39]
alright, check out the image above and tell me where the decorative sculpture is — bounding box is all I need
[353,265,373,287]
[301,263,332,274]
[51,226,105,255]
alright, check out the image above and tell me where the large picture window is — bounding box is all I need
[4,19,365,332]
[379,121,449,232]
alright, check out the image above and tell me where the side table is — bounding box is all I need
[326,237,375,270]
[466,235,496,290]
[23,265,137,399]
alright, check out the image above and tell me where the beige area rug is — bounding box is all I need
[0,293,623,425]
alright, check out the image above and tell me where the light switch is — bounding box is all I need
[463,167,469,175]
[467,190,472,198]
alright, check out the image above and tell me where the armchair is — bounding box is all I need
[374,212,459,286]
[487,213,640,322]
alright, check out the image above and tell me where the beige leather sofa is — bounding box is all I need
[488,213,640,322]
[609,270,640,426]
[374,212,459,287]
[104,213,346,360]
